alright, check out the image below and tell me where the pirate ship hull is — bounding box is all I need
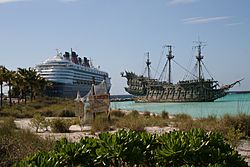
[122,73,228,102]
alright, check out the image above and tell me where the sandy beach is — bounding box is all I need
[14,117,250,165]
[14,117,177,141]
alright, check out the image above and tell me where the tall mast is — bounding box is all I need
[167,45,174,84]
[194,41,205,81]
[145,52,151,79]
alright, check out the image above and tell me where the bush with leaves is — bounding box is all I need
[50,119,72,133]
[156,129,247,166]
[29,113,46,133]
[221,113,250,136]
[58,109,75,117]
[161,111,169,119]
[96,129,157,166]
[14,129,247,167]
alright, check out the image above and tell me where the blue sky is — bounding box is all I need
[0,0,249,94]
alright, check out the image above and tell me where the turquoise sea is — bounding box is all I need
[110,93,250,118]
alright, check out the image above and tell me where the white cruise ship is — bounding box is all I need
[35,50,111,98]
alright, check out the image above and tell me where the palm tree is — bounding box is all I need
[31,69,51,99]
[34,76,51,97]
[0,66,8,108]
[12,71,25,104]
[16,67,50,102]
[17,68,30,103]
[5,70,15,106]
[26,67,39,101]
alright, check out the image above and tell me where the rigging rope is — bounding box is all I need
[159,61,168,81]
[151,66,161,77]
[173,60,198,79]
[201,60,220,87]
[201,60,214,80]
[183,49,196,80]
[154,48,165,79]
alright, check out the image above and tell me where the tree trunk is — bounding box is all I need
[17,93,20,104]
[23,91,27,104]
[30,86,33,102]
[0,81,2,108]
[9,82,12,106]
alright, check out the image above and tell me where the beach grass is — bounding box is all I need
[0,97,77,118]
[0,117,53,167]
[1,97,250,165]
[1,96,250,152]
[172,112,250,147]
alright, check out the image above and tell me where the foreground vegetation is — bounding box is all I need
[0,117,53,167]
[1,97,250,166]
[1,96,250,147]
[0,97,76,118]
[14,129,247,167]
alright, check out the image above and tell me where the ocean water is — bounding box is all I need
[110,93,250,118]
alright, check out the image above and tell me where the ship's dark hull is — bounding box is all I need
[45,82,109,98]
[136,85,227,102]
[132,86,227,103]
[142,81,227,102]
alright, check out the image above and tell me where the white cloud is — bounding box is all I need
[183,16,230,24]
[225,22,244,27]
[0,0,27,4]
[169,0,197,5]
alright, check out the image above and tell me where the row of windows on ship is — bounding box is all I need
[147,88,215,96]
[131,85,215,96]
[40,64,106,76]
[73,80,103,85]
[39,69,107,77]
[41,74,105,81]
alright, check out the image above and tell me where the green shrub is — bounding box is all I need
[0,117,53,167]
[161,111,169,119]
[156,128,247,166]
[50,119,72,133]
[143,111,151,117]
[224,126,245,148]
[59,109,75,117]
[221,113,250,136]
[29,103,43,109]
[14,129,247,167]
[29,113,46,132]
[41,110,53,117]
[96,130,157,166]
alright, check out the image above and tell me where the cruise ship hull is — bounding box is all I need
[45,82,111,98]
[45,82,91,98]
